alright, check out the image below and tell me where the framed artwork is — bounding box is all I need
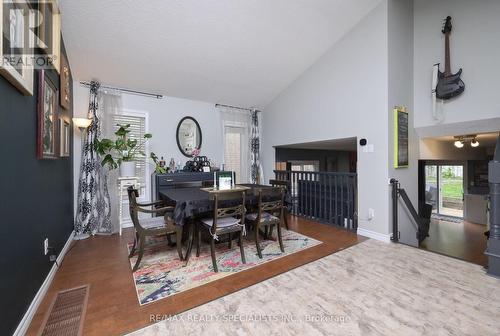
[37,70,58,159]
[393,106,409,168]
[0,0,34,95]
[38,0,61,73]
[59,118,70,157]
[60,52,71,109]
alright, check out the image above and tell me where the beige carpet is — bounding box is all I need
[128,239,500,336]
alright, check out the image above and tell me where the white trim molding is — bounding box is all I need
[357,227,391,242]
[13,230,75,336]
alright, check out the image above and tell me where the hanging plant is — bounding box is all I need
[95,124,152,170]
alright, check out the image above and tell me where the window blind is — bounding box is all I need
[224,128,242,183]
[112,114,147,193]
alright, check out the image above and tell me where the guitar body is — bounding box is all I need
[436,66,465,100]
[435,16,465,101]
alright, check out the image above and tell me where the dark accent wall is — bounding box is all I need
[0,42,73,335]
[275,148,356,173]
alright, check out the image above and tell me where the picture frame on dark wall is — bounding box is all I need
[37,70,59,159]
[59,118,70,157]
[37,0,61,73]
[60,52,71,110]
[0,0,34,95]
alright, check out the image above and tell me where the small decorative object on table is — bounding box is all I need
[192,147,201,158]
[183,155,211,172]
[218,171,233,190]
[169,158,176,172]
[151,152,167,174]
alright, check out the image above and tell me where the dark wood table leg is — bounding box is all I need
[183,220,195,266]
[176,226,184,261]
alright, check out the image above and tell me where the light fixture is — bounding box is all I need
[453,134,479,149]
[72,118,92,131]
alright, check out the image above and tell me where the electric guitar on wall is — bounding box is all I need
[436,16,465,100]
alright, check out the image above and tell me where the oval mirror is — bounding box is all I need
[176,116,202,157]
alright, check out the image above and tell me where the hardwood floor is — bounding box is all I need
[131,239,500,336]
[27,216,364,336]
[420,218,488,266]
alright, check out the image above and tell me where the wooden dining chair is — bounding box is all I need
[246,187,285,259]
[269,179,290,230]
[127,186,181,272]
[196,190,246,272]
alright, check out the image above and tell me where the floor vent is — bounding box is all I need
[38,285,89,336]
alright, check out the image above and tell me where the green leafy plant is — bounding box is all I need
[150,152,168,174]
[95,124,152,170]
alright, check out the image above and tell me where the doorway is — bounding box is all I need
[424,163,464,218]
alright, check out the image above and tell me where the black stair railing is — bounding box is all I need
[390,178,431,244]
[274,170,357,231]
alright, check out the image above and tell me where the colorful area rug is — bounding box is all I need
[129,229,321,305]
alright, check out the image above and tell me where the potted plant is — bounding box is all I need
[150,152,168,174]
[95,124,152,177]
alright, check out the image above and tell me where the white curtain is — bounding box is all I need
[99,89,123,234]
[218,105,252,183]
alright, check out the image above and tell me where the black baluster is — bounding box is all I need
[329,174,332,225]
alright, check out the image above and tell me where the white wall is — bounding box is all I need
[73,82,222,211]
[414,0,500,133]
[263,2,391,237]
[387,0,418,246]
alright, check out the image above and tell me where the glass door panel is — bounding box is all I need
[424,165,438,214]
[439,165,464,218]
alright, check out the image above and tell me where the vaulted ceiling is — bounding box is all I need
[60,0,381,108]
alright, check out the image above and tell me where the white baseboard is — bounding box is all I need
[357,228,391,243]
[122,222,133,229]
[13,230,75,336]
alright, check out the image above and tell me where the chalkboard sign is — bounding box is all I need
[394,108,409,168]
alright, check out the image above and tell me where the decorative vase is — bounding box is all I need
[120,161,136,177]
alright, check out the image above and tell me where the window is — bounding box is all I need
[112,112,149,199]
[224,126,248,183]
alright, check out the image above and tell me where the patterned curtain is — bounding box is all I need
[74,81,112,237]
[250,110,262,184]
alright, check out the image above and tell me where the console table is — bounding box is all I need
[151,172,215,201]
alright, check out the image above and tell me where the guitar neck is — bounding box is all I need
[444,33,451,76]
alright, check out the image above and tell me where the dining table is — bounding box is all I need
[158,184,282,262]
